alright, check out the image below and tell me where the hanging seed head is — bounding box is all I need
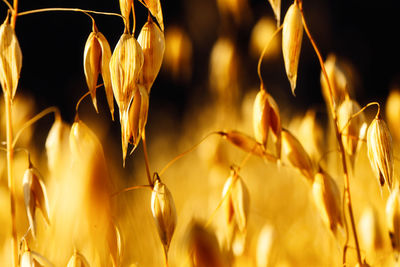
[312,171,343,234]
[359,206,384,253]
[0,16,22,100]
[143,0,164,31]
[138,16,165,93]
[281,129,314,181]
[83,29,114,119]
[23,168,50,239]
[119,0,133,30]
[151,177,177,253]
[20,243,39,267]
[386,89,400,142]
[386,186,400,252]
[67,249,90,267]
[186,221,228,267]
[337,97,367,156]
[221,170,250,232]
[45,116,70,172]
[110,33,144,112]
[267,0,281,26]
[282,2,303,95]
[367,115,394,190]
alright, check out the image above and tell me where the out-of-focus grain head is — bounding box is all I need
[256,224,276,267]
[367,115,394,190]
[66,249,90,267]
[110,33,144,112]
[45,115,70,173]
[386,186,400,254]
[358,206,384,254]
[163,26,192,82]
[250,17,280,59]
[337,96,367,167]
[312,170,342,235]
[138,16,165,93]
[216,0,252,25]
[0,15,22,100]
[151,176,177,254]
[281,129,314,181]
[386,89,400,142]
[143,0,164,32]
[282,2,303,95]
[22,168,50,239]
[186,221,228,267]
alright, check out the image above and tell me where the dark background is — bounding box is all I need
[1,0,399,146]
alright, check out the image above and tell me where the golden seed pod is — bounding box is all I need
[268,0,281,26]
[253,89,281,158]
[83,30,114,119]
[0,16,22,100]
[186,221,228,267]
[143,0,164,32]
[282,2,303,95]
[337,97,367,157]
[67,249,90,267]
[386,89,400,142]
[151,178,177,253]
[119,0,133,30]
[359,207,384,253]
[281,129,314,181]
[312,171,342,234]
[138,16,165,93]
[256,224,275,267]
[22,168,50,238]
[45,115,70,173]
[367,115,394,189]
[222,171,250,232]
[110,33,144,112]
[386,186,400,252]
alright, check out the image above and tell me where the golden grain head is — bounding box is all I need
[20,250,36,267]
[0,16,22,100]
[366,116,394,189]
[337,97,367,157]
[386,186,400,252]
[385,89,400,142]
[359,206,384,253]
[151,178,177,253]
[22,168,50,239]
[281,129,314,181]
[312,171,342,234]
[45,116,70,172]
[143,0,164,32]
[256,224,275,267]
[138,16,165,93]
[282,2,303,95]
[119,0,133,29]
[110,33,144,112]
[67,250,90,267]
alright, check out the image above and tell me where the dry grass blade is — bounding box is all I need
[367,115,394,190]
[143,0,164,31]
[281,128,314,181]
[138,15,165,93]
[22,168,50,239]
[0,16,22,100]
[282,2,303,95]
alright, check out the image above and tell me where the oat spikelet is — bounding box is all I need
[256,224,275,267]
[386,186,400,253]
[22,168,50,239]
[312,170,343,234]
[98,32,114,120]
[267,0,281,26]
[282,2,303,95]
[67,249,90,267]
[281,129,314,181]
[151,177,177,254]
[119,0,133,30]
[143,0,164,31]
[138,16,165,93]
[45,116,70,173]
[0,16,22,100]
[367,115,394,190]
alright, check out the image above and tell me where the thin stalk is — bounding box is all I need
[2,0,13,12]
[298,1,362,265]
[141,130,153,187]
[111,184,152,197]
[5,94,18,267]
[10,0,17,28]
[339,102,380,134]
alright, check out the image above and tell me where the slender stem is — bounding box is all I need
[131,0,136,34]
[4,94,18,267]
[298,1,362,265]
[10,0,17,28]
[338,102,380,134]
[257,25,283,90]
[75,91,91,114]
[2,0,13,12]
[12,106,60,148]
[141,130,153,187]
[111,184,152,197]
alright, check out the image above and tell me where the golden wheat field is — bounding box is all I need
[0,0,400,266]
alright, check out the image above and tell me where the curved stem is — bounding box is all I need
[159,131,221,176]
[257,25,283,90]
[339,102,380,134]
[142,129,153,187]
[75,91,91,115]
[12,106,60,148]
[2,0,13,12]
[298,1,362,265]
[111,184,152,197]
